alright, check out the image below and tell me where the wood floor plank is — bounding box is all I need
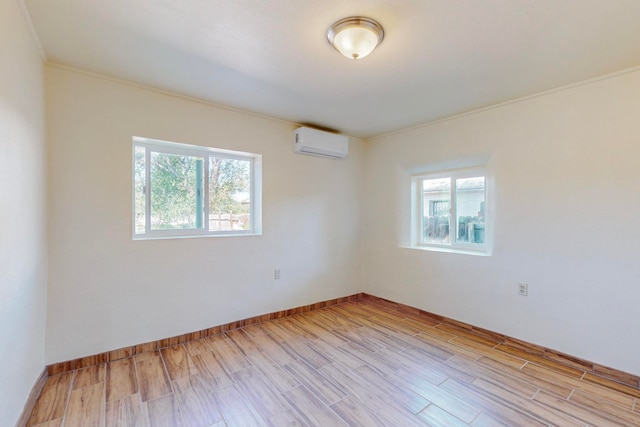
[64,382,105,427]
[183,338,211,357]
[353,364,430,414]
[135,352,172,402]
[331,327,387,352]
[282,385,348,426]
[225,328,261,356]
[376,348,449,385]
[313,309,363,330]
[439,378,547,426]
[328,305,375,323]
[190,351,234,389]
[172,374,224,426]
[283,359,347,405]
[471,412,510,426]
[392,366,450,396]
[329,396,387,427]
[368,300,443,326]
[245,351,300,393]
[477,356,573,398]
[231,367,302,422]
[288,315,348,346]
[417,404,470,427]
[27,372,74,426]
[470,377,583,426]
[72,364,105,390]
[265,408,307,427]
[259,320,300,341]
[107,357,138,403]
[368,313,426,337]
[395,332,455,361]
[351,301,405,320]
[497,343,586,378]
[279,317,318,339]
[356,317,416,343]
[281,337,332,369]
[445,355,539,399]
[387,368,481,422]
[436,323,501,347]
[371,304,423,322]
[414,326,457,342]
[307,310,362,332]
[451,336,526,368]
[401,315,442,330]
[305,337,365,370]
[213,384,265,427]
[533,390,629,426]
[414,332,483,360]
[160,345,198,380]
[29,420,63,427]
[206,335,251,374]
[570,389,640,426]
[357,325,413,352]
[332,302,380,319]
[135,351,159,362]
[583,372,640,399]
[319,363,426,427]
[146,394,184,427]
[250,333,296,365]
[105,394,149,427]
[522,361,637,407]
[241,323,270,337]
[337,341,400,375]
[402,347,476,384]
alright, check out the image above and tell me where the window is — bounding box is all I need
[414,168,488,254]
[133,137,262,239]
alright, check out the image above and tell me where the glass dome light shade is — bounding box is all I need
[327,17,384,60]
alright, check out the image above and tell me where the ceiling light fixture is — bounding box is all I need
[327,16,384,60]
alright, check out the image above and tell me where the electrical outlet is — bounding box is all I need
[274,269,281,280]
[518,282,528,296]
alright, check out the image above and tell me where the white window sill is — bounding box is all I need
[133,232,262,241]
[403,244,491,257]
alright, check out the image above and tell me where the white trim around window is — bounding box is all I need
[412,167,490,255]
[132,136,262,240]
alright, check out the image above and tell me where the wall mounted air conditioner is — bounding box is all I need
[293,126,348,159]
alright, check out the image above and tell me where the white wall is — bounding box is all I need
[0,0,47,424]
[363,69,640,376]
[45,65,364,364]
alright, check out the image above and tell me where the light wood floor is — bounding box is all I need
[27,298,640,426]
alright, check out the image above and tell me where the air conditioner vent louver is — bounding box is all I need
[293,127,348,159]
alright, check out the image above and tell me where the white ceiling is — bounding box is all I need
[24,0,640,138]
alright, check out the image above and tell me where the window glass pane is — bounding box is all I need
[149,152,204,230]
[422,178,451,244]
[209,157,251,231]
[134,146,146,234]
[455,176,485,244]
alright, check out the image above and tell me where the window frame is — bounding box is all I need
[132,136,262,240]
[413,167,489,255]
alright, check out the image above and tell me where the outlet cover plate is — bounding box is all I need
[518,282,528,296]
